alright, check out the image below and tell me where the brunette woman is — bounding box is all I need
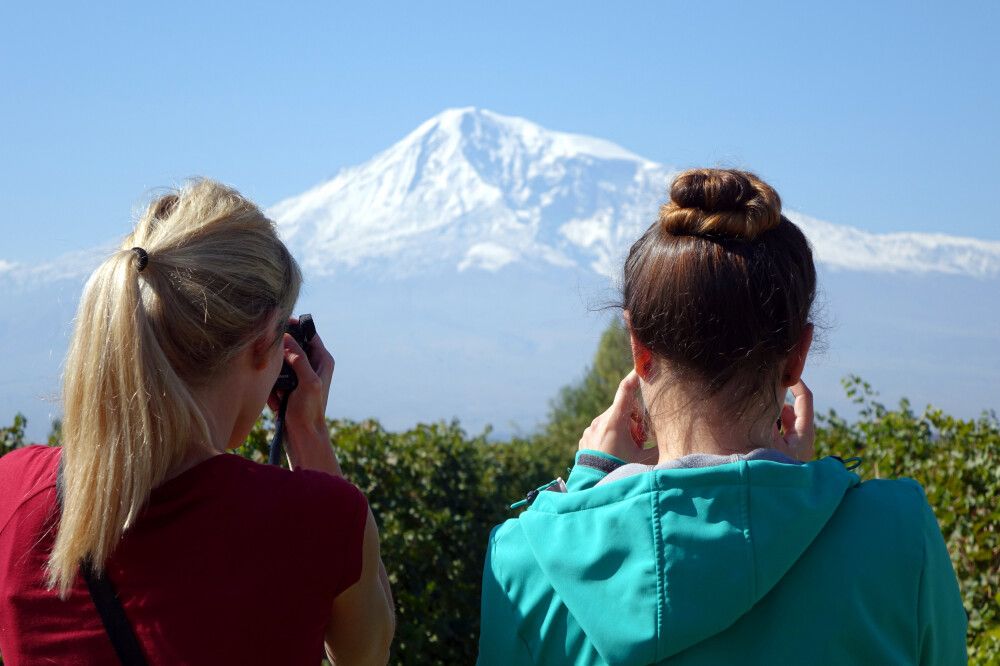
[478,169,966,665]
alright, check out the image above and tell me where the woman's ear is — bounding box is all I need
[624,311,655,381]
[782,323,814,387]
[249,312,286,371]
[249,331,279,371]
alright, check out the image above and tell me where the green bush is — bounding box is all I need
[332,419,498,663]
[539,316,633,458]
[0,413,26,457]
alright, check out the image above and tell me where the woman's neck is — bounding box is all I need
[652,416,773,463]
[643,382,777,464]
[160,380,239,483]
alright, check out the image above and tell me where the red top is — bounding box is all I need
[0,445,368,665]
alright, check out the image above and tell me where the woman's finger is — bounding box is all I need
[309,332,334,368]
[608,370,641,421]
[780,380,815,461]
[789,380,814,438]
[305,332,335,403]
[283,334,321,389]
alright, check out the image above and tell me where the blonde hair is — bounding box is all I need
[50,179,301,596]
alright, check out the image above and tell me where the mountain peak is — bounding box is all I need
[5,109,998,285]
[265,108,1000,280]
[269,108,670,277]
[410,106,650,165]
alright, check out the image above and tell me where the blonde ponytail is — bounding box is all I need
[50,180,301,597]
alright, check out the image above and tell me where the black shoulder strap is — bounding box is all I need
[57,460,150,666]
[80,561,150,665]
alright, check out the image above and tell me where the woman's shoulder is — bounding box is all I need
[214,454,362,498]
[0,443,59,472]
[845,475,931,513]
[0,445,59,495]
[0,445,60,532]
[835,475,942,548]
[204,454,367,521]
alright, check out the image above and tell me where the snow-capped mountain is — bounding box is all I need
[269,107,673,279]
[2,108,998,444]
[4,107,1000,284]
[785,212,1000,278]
[267,107,1000,280]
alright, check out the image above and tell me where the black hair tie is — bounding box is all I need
[131,247,149,272]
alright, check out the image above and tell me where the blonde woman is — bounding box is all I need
[0,181,395,664]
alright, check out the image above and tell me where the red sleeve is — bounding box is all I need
[294,470,370,599]
[336,480,369,597]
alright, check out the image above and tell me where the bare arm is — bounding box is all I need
[273,328,395,661]
[325,508,395,665]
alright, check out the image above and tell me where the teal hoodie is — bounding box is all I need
[478,450,967,665]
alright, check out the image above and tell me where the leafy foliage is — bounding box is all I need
[339,420,498,663]
[540,316,633,459]
[0,413,26,457]
[231,408,284,467]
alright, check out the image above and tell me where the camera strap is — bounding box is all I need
[56,461,150,666]
[268,391,292,465]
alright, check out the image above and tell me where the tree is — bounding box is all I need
[1,413,26,457]
[540,316,633,459]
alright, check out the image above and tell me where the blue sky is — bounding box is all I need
[2,0,998,263]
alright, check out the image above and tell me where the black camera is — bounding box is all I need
[273,314,316,393]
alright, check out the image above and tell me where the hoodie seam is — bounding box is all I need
[650,472,665,662]
[910,482,929,662]
[741,460,758,605]
[491,528,537,664]
[533,470,834,515]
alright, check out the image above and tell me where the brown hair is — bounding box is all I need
[623,168,816,420]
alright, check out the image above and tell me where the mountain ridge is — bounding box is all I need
[267,106,1000,280]
[3,107,1000,283]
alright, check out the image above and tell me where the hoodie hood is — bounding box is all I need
[514,456,859,664]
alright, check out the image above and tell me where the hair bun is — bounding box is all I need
[659,168,782,240]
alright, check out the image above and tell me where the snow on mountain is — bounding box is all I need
[4,107,1000,286]
[0,244,115,288]
[267,107,1000,280]
[268,107,671,279]
[787,212,1000,278]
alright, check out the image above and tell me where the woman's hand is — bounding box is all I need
[268,325,342,476]
[578,370,658,464]
[772,379,815,462]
